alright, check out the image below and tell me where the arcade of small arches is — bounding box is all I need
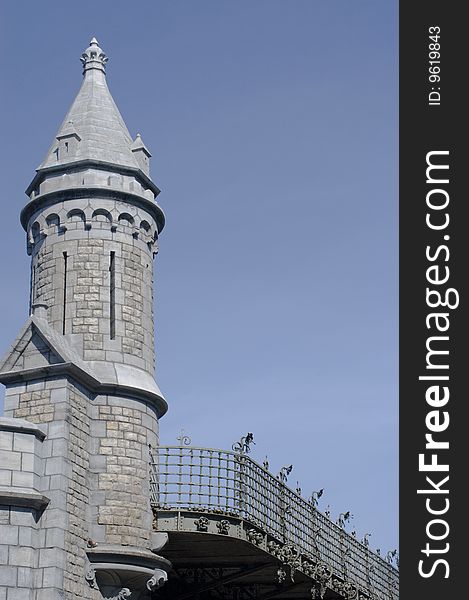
[27,206,159,254]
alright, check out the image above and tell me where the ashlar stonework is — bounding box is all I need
[0,38,169,600]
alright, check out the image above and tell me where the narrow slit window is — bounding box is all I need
[110,251,116,339]
[29,264,36,314]
[62,252,68,334]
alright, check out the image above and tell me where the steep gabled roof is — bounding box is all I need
[38,38,141,171]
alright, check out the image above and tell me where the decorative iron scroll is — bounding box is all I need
[232,432,255,454]
[150,445,398,600]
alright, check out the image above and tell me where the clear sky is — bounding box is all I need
[0,1,398,554]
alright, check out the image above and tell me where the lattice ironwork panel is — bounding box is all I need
[150,445,398,600]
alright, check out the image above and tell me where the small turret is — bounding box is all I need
[131,133,152,175]
[0,39,170,597]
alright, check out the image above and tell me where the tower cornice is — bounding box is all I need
[26,159,161,198]
[20,184,165,233]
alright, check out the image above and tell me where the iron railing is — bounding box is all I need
[150,445,398,600]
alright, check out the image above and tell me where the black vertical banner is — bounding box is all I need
[400,3,466,599]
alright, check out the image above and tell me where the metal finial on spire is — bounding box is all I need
[80,37,108,75]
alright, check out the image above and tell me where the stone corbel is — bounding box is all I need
[85,566,98,589]
[146,569,168,591]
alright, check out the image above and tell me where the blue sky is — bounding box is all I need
[0,1,398,553]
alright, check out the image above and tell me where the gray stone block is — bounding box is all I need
[89,454,106,471]
[0,507,10,525]
[20,452,35,472]
[0,565,17,586]
[0,451,21,471]
[38,548,65,569]
[8,589,33,600]
[44,421,68,440]
[49,388,65,403]
[17,566,34,587]
[45,528,65,548]
[0,471,12,486]
[44,456,69,476]
[90,420,106,437]
[8,546,34,568]
[41,566,63,588]
[2,526,19,545]
[10,508,34,526]
[18,527,35,547]
[11,471,34,488]
[12,434,34,453]
[51,438,68,457]
[41,508,67,530]
[0,432,13,451]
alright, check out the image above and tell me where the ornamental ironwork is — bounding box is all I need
[150,445,398,600]
[246,528,264,545]
[309,489,324,508]
[232,432,255,454]
[194,516,209,532]
[216,519,231,535]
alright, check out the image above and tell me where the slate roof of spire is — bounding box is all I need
[39,38,141,171]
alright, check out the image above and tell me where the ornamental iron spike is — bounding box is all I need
[336,511,353,528]
[310,489,324,508]
[277,464,293,483]
[232,432,255,454]
[362,533,372,547]
[176,429,192,445]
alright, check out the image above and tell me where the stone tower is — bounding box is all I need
[0,38,170,599]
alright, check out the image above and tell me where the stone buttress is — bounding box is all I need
[0,38,169,599]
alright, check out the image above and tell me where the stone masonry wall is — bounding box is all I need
[0,419,45,600]
[29,197,158,375]
[89,395,159,550]
[31,244,54,315]
[71,239,105,356]
[63,384,93,600]
[10,386,55,426]
[2,377,95,600]
[2,374,161,599]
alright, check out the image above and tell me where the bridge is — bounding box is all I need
[149,444,399,600]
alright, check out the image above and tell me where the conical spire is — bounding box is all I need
[38,38,141,171]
